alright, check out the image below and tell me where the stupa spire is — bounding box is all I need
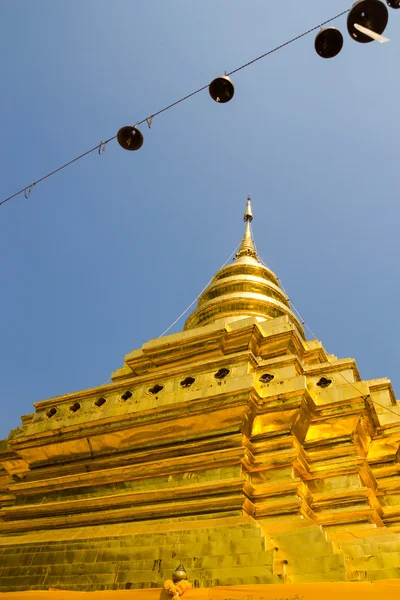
[184,196,305,337]
[235,196,259,261]
[244,195,253,221]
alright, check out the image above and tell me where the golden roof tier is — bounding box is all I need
[184,197,305,337]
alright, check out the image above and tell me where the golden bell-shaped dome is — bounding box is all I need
[184,197,305,337]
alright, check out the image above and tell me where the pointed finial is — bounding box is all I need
[236,196,259,261]
[244,195,253,222]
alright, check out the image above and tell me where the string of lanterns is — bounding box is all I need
[117,0,398,152]
[116,73,236,151]
[0,2,397,206]
[315,0,396,59]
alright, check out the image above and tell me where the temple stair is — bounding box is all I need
[0,516,283,592]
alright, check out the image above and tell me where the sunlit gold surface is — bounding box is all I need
[1,200,400,592]
[1,582,400,600]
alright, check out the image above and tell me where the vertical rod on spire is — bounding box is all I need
[236,196,258,261]
[244,195,253,222]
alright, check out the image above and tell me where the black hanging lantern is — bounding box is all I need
[209,75,234,103]
[347,0,388,43]
[117,126,144,151]
[314,27,344,58]
[387,0,400,8]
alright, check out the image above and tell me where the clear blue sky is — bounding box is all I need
[1,1,399,439]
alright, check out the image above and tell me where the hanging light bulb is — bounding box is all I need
[314,27,344,58]
[347,0,389,43]
[209,75,235,103]
[117,126,144,151]
[387,0,400,8]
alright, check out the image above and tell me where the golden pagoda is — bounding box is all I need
[1,199,400,599]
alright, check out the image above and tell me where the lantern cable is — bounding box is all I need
[0,8,350,209]
[227,9,349,76]
[99,242,241,386]
[158,241,240,338]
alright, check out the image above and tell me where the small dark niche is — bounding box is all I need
[180,376,195,388]
[316,377,332,388]
[259,373,274,384]
[121,390,132,401]
[70,402,81,413]
[94,397,107,407]
[149,384,164,395]
[46,407,57,418]
[214,368,230,380]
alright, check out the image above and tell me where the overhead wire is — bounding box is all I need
[98,242,240,386]
[0,8,350,209]
[158,242,240,337]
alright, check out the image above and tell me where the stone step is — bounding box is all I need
[0,583,157,592]
[0,524,263,555]
[288,571,348,583]
[0,518,270,591]
[344,551,400,572]
[347,567,400,581]
[0,536,266,568]
[208,565,276,580]
[45,571,148,588]
[340,539,400,556]
[197,550,274,570]
[0,562,116,578]
[0,557,280,591]
[115,568,202,586]
[0,550,275,582]
[274,540,335,558]
[338,540,400,555]
[285,553,345,574]
[0,514,256,544]
[271,525,326,546]
[209,575,283,586]
[336,531,400,546]
[117,565,279,587]
[159,551,273,573]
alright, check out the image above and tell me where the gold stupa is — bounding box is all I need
[0,199,400,598]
